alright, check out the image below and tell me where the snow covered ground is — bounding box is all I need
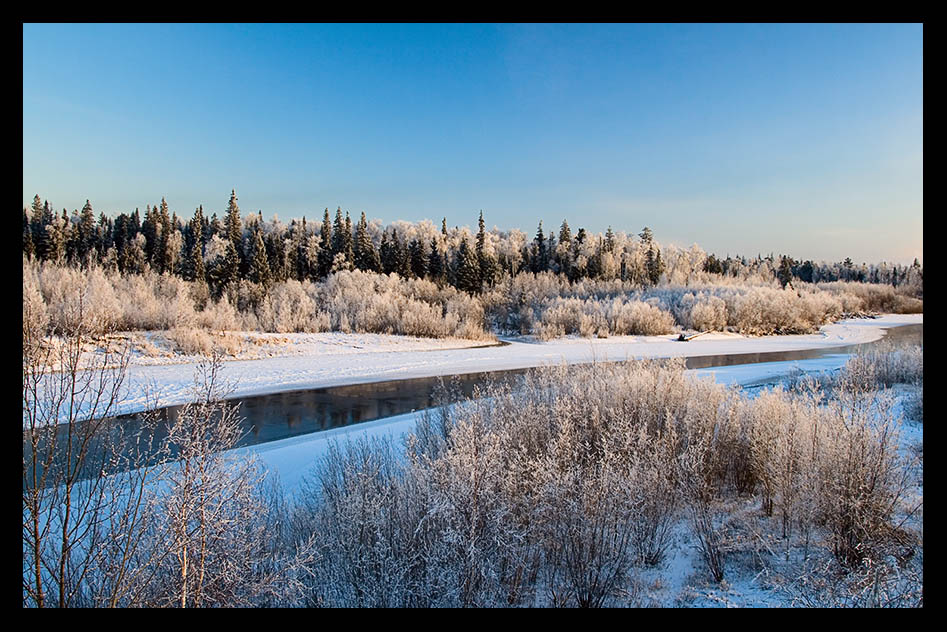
[116,313,921,419]
[225,313,922,608]
[228,313,921,497]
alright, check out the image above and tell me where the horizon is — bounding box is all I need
[23,23,923,265]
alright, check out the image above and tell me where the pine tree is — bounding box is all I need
[77,200,95,263]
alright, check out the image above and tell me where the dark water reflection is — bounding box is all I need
[29,323,921,480]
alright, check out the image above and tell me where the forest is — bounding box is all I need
[22,191,923,348]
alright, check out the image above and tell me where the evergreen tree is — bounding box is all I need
[343,212,354,267]
[380,231,394,274]
[531,221,547,273]
[123,234,147,274]
[188,206,206,282]
[141,205,158,267]
[97,212,112,259]
[209,213,223,238]
[225,190,242,249]
[777,256,794,289]
[456,236,481,293]
[409,238,427,279]
[428,237,444,285]
[639,226,653,245]
[475,210,498,287]
[354,212,381,272]
[558,219,572,246]
[248,227,271,285]
[441,217,448,237]
[46,212,67,265]
[331,207,346,259]
[390,229,410,277]
[645,243,657,286]
[31,197,52,261]
[603,226,615,253]
[304,234,321,281]
[158,198,173,274]
[23,208,34,258]
[317,208,333,278]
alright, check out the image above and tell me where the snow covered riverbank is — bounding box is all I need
[116,313,921,419]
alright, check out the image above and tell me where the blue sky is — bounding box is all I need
[23,23,922,264]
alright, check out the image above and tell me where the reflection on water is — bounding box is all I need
[136,323,924,450]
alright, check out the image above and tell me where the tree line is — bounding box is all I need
[23,191,923,300]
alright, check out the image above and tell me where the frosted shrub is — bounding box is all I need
[683,293,728,331]
[261,280,319,333]
[318,270,491,340]
[163,327,220,356]
[193,297,239,331]
[534,296,675,339]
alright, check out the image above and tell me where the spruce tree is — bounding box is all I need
[158,198,173,274]
[317,208,333,278]
[331,207,346,260]
[475,210,498,287]
[189,206,206,282]
[343,212,354,267]
[380,230,393,274]
[354,212,381,272]
[23,208,34,259]
[409,238,427,279]
[456,237,481,293]
[531,221,547,273]
[428,237,444,285]
[777,256,794,289]
[248,227,271,285]
[225,190,242,249]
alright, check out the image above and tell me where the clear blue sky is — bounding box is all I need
[23,23,922,264]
